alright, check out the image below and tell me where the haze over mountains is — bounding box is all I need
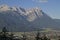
[0,5,60,32]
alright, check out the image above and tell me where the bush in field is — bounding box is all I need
[35,31,50,40]
[42,34,50,40]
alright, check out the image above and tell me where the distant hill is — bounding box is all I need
[54,19,60,23]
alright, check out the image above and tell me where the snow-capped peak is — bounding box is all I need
[0,4,11,11]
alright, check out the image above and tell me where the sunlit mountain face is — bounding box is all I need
[0,5,60,32]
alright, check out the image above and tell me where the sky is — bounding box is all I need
[0,0,60,19]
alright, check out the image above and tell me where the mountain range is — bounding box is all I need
[0,5,60,32]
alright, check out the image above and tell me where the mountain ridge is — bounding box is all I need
[0,5,60,32]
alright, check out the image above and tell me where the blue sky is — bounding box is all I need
[0,0,60,19]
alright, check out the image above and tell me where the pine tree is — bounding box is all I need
[35,31,42,40]
[2,27,8,34]
[22,32,27,40]
[1,27,8,40]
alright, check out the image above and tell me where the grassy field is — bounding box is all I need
[11,29,60,40]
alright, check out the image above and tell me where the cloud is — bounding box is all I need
[32,0,48,3]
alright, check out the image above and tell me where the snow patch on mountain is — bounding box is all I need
[26,7,43,22]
